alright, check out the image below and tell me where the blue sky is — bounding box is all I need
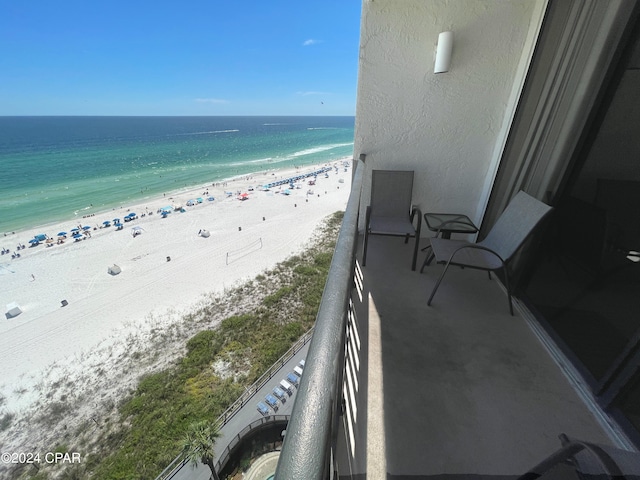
[0,1,361,116]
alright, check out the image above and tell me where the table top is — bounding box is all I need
[424,212,478,234]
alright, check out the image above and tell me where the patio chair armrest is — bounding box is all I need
[447,244,507,267]
[411,206,422,235]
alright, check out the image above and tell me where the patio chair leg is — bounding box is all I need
[420,246,433,273]
[427,262,452,306]
[412,235,419,271]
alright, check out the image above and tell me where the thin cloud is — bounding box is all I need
[303,39,321,46]
[195,98,229,104]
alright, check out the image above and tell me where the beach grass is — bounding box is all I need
[16,211,343,480]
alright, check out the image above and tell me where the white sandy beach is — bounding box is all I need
[0,160,351,453]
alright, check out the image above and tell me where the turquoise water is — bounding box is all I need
[0,116,354,233]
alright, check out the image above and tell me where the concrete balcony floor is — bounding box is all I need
[337,234,617,479]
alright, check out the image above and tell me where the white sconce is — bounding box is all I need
[434,31,453,74]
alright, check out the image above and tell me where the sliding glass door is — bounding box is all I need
[487,0,640,446]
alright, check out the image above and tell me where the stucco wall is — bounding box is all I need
[355,0,545,229]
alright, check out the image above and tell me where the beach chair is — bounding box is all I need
[256,402,269,416]
[280,379,294,396]
[424,191,552,315]
[265,394,279,411]
[273,387,287,402]
[518,433,640,479]
[363,170,422,270]
[286,372,300,386]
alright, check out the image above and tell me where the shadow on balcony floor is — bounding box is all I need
[337,234,615,480]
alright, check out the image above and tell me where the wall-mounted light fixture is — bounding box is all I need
[434,31,453,74]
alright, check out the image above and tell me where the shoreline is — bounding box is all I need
[0,159,351,441]
[0,159,349,243]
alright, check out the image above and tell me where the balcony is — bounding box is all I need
[276,160,630,480]
[336,235,616,478]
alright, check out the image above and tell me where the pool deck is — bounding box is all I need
[244,451,280,480]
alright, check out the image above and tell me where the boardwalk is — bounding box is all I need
[165,343,309,480]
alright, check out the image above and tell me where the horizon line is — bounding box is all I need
[0,114,356,118]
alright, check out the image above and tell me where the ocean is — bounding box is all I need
[0,116,354,234]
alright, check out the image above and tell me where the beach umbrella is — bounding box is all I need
[71,227,80,232]
[58,231,67,236]
[29,238,39,244]
[82,225,91,230]
[73,233,83,239]
[113,218,120,222]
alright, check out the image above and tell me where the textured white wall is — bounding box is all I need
[355,0,545,228]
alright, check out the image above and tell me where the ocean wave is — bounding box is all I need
[307,127,337,130]
[227,157,274,167]
[72,205,93,216]
[170,130,240,136]
[291,143,353,158]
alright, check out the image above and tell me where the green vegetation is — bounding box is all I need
[0,412,13,433]
[182,421,221,480]
[24,211,343,480]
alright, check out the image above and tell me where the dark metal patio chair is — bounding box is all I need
[518,433,640,479]
[363,169,422,270]
[423,190,553,315]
